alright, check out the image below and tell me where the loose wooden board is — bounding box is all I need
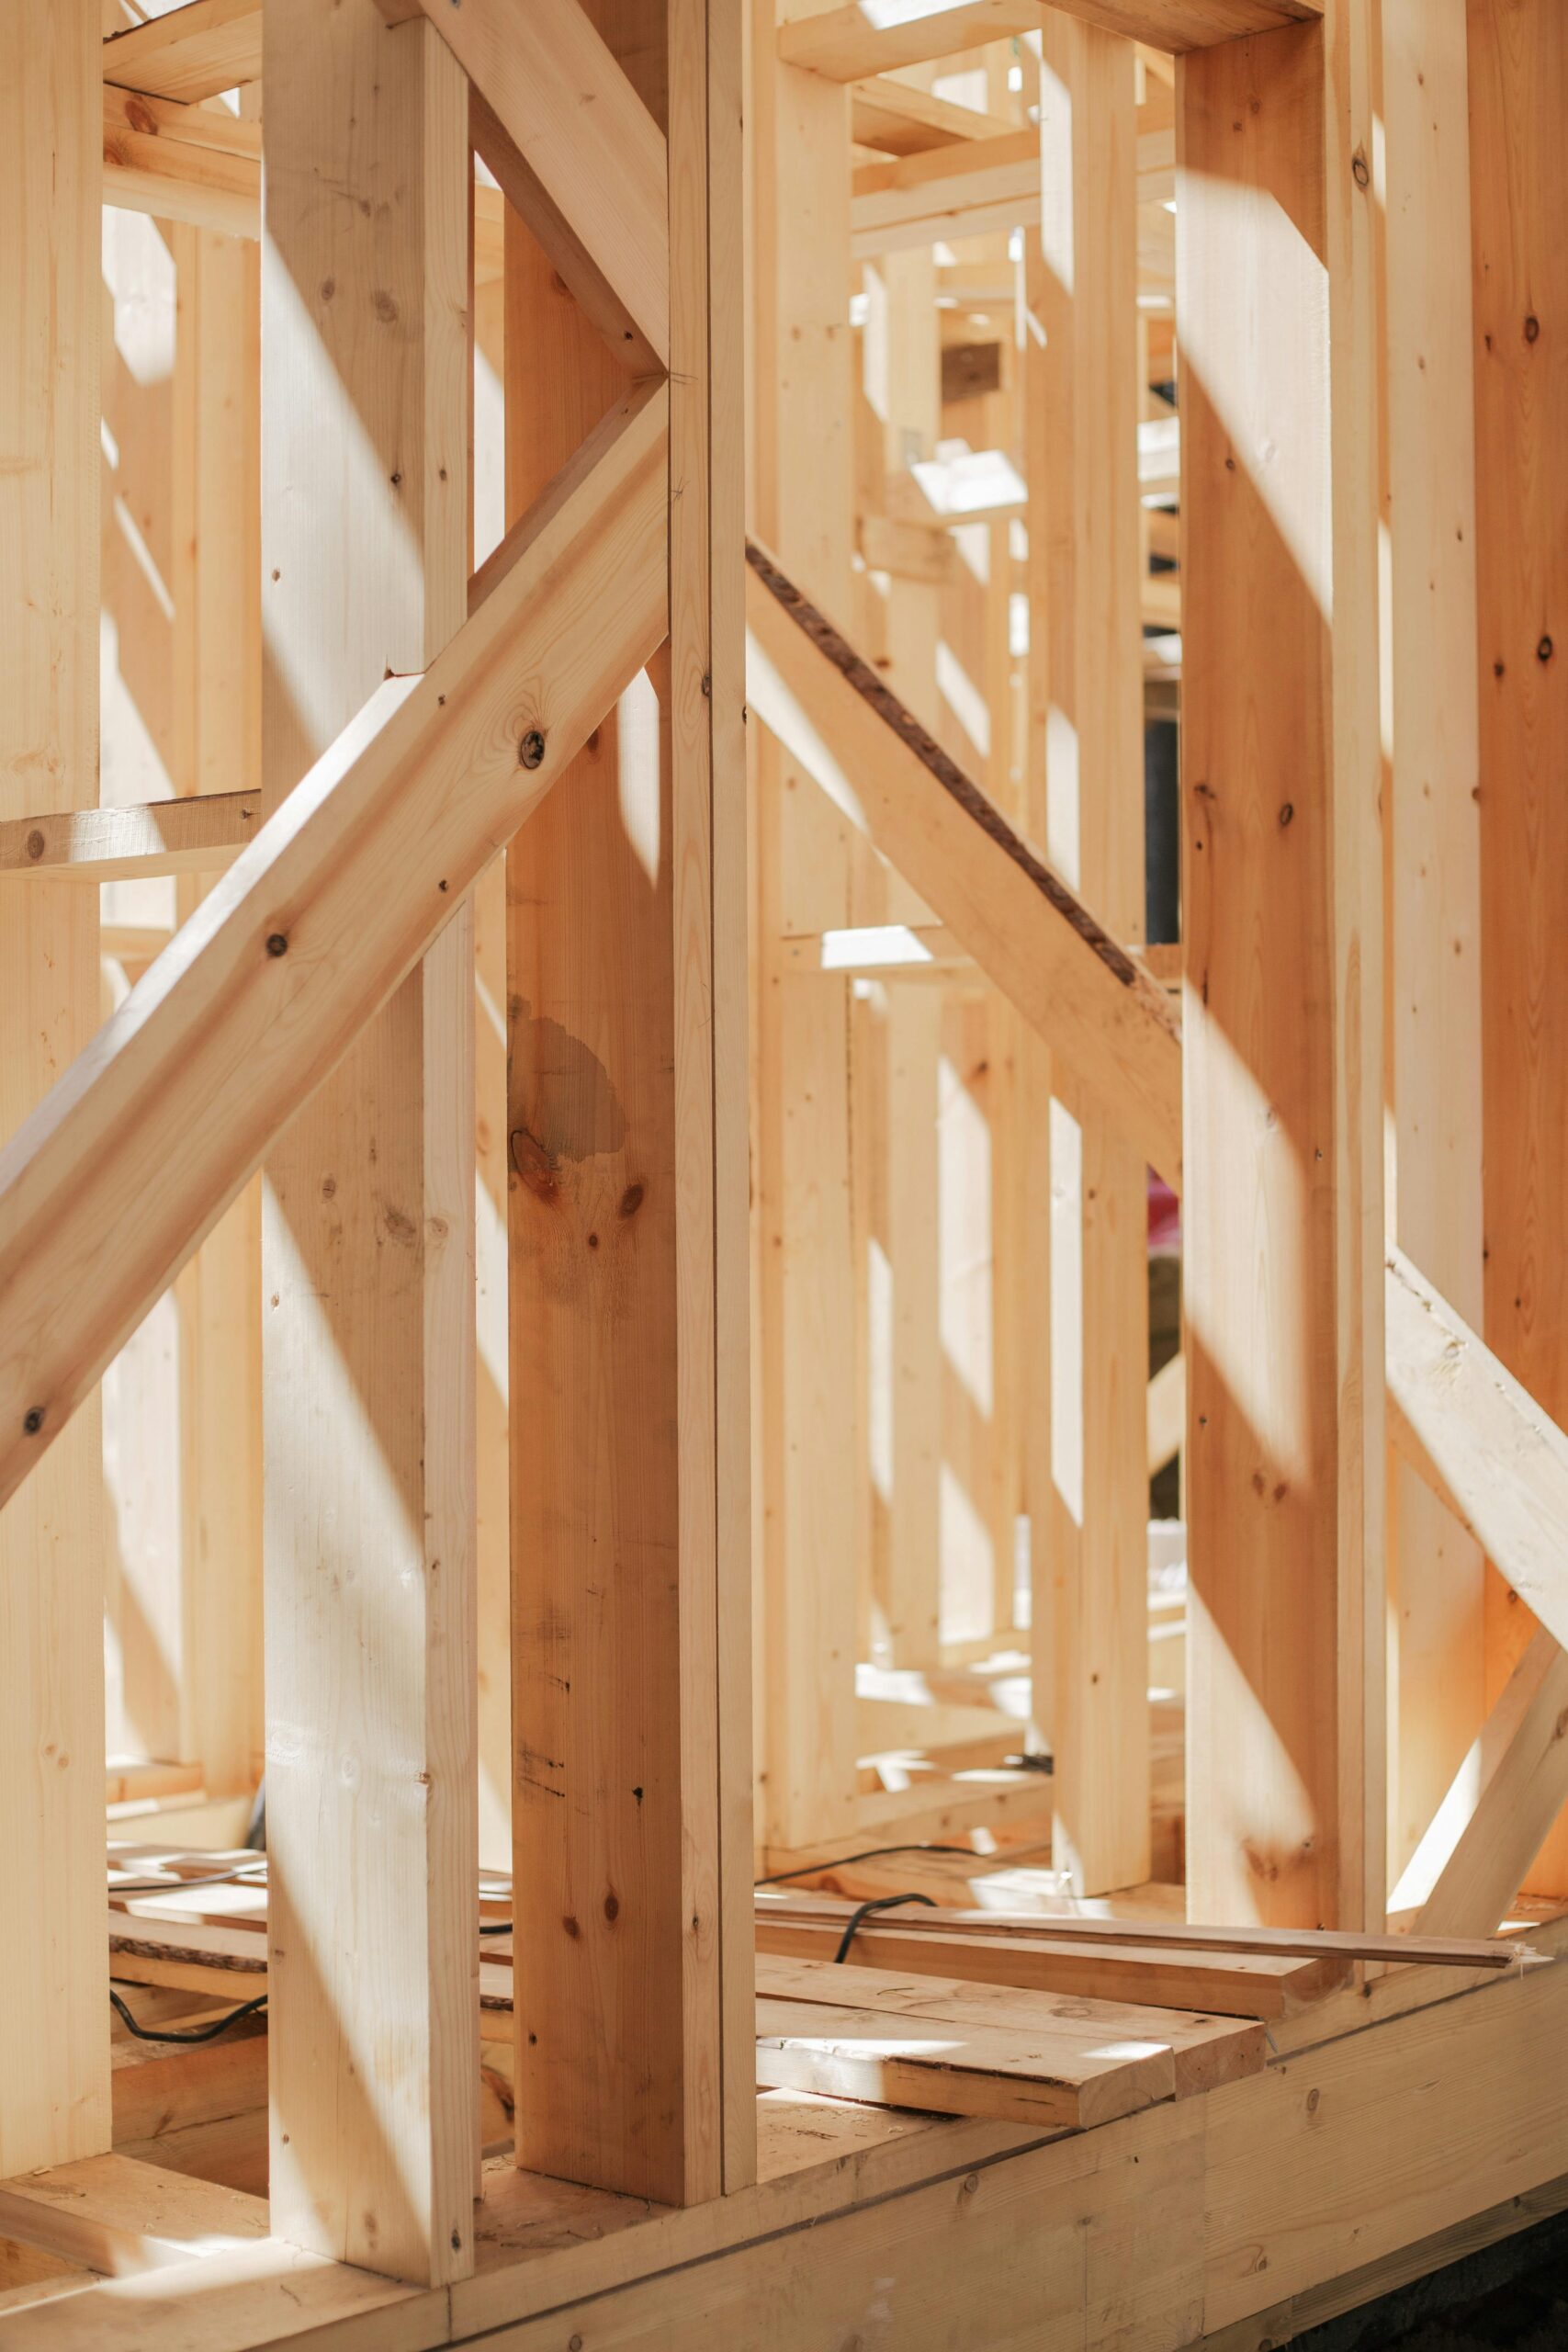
[755,1953,1267,2098]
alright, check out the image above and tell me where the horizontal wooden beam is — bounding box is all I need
[102,85,257,236]
[850,76,1017,157]
[782,0,1321,77]
[100,88,508,285]
[852,124,1174,257]
[0,381,668,1519]
[0,791,259,883]
[380,0,669,375]
[1387,1243,1568,1662]
[102,0,261,103]
[745,539,1182,1190]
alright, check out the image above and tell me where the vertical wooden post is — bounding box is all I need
[261,0,478,2283]
[507,0,752,2207]
[1471,0,1568,1895]
[1380,0,1484,1884]
[1179,2,1386,1928]
[171,218,265,1803]
[752,5,861,1852]
[1029,15,1150,1896]
[864,237,943,1668]
[0,0,107,2178]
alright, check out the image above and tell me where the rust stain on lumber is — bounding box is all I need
[745,537,1178,1039]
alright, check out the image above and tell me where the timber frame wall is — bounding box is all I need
[1,0,1567,2343]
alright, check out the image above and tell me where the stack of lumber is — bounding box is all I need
[107,1848,1539,2145]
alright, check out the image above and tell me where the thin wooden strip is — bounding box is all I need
[752,1889,1532,1971]
[754,1917,1333,2022]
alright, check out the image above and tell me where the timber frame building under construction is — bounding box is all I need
[1,0,1566,2344]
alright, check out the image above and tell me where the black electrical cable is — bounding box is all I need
[110,1987,268,2045]
[108,1865,270,1897]
[831,1891,936,1962]
[755,1842,979,1888]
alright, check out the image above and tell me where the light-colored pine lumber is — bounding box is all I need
[753,1912,1338,2018]
[1411,1630,1568,1939]
[168,210,265,1808]
[750,24,862,1853]
[101,0,261,103]
[756,1953,1268,2089]
[503,0,751,2209]
[751,1888,1529,1973]
[850,122,1178,255]
[1028,12,1149,1901]
[1471,0,1568,1899]
[781,0,1321,78]
[850,75,1018,156]
[0,372,666,1558]
[384,0,669,375]
[0,793,259,885]
[754,1996,1174,2128]
[1381,0,1486,1890]
[1147,1350,1184,1479]
[259,0,480,2286]
[0,2154,265,2278]
[1386,1244,1568,1663]
[102,84,259,235]
[669,0,757,2196]
[0,0,108,2181]
[1178,9,1385,1928]
[745,548,1183,1190]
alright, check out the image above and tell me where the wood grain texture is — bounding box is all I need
[506,0,750,2206]
[101,0,262,102]
[745,548,1183,1187]
[1386,1245,1568,1664]
[0,0,108,2178]
[260,0,478,2284]
[1471,0,1568,1896]
[779,0,1320,76]
[396,0,669,374]
[1178,11,1384,1927]
[1381,0,1486,1887]
[1029,13,1149,1900]
[750,21,862,1852]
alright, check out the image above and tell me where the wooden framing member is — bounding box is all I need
[1387,1246,1568,1665]
[0,0,107,2179]
[779,0,1325,80]
[505,0,751,2208]
[1178,2,1386,1927]
[382,0,671,375]
[258,0,479,2282]
[744,550,1182,1190]
[749,7,861,1854]
[1471,0,1568,1898]
[1027,11,1150,1899]
[0,794,259,884]
[1380,0,1486,1890]
[102,0,261,104]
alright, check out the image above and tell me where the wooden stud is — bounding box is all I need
[1381,0,1485,1889]
[259,0,477,2282]
[750,6,862,1850]
[0,0,107,2179]
[1471,0,1568,1898]
[169,215,265,1804]
[1027,13,1150,1895]
[506,0,751,2207]
[1178,4,1385,1927]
